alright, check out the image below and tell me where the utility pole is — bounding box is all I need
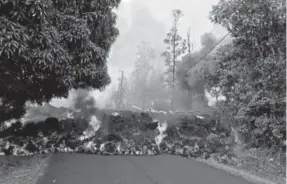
[187,27,191,54]
[116,70,124,109]
[119,70,124,109]
[186,26,194,110]
[187,26,194,54]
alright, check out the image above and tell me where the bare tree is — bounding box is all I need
[162,9,187,111]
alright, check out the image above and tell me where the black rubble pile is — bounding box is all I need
[0,111,236,163]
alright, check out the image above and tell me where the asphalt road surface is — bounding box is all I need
[36,153,251,184]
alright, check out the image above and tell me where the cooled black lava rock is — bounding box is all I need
[2,145,14,155]
[44,117,62,133]
[0,110,234,159]
[12,137,25,147]
[20,122,39,137]
[145,122,158,130]
[10,121,22,135]
[65,139,78,150]
[159,142,169,152]
[182,148,191,158]
[25,140,38,152]
[103,133,123,142]
[103,142,116,154]
[60,118,90,133]
[202,152,211,159]
[182,138,198,147]
[54,138,65,148]
[165,125,180,139]
[133,145,144,155]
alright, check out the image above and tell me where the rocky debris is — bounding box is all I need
[0,111,234,163]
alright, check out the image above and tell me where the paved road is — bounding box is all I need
[36,153,251,184]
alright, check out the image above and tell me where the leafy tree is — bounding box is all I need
[206,0,286,149]
[128,42,155,109]
[162,9,187,111]
[0,0,121,122]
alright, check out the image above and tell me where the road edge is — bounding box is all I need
[33,154,53,184]
[197,159,285,184]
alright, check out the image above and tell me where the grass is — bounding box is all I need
[0,154,51,184]
[198,159,282,184]
[231,148,286,184]
[201,146,286,184]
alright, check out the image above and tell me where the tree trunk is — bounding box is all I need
[171,66,175,111]
[187,89,192,110]
[171,33,176,111]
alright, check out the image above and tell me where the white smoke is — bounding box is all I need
[204,88,226,107]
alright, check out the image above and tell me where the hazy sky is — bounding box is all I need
[108,0,228,79]
[50,0,229,108]
[123,0,227,41]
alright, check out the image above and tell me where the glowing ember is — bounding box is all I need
[79,115,101,141]
[112,112,120,116]
[154,121,168,148]
[196,115,204,119]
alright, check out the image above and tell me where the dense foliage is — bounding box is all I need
[0,0,121,122]
[205,0,286,150]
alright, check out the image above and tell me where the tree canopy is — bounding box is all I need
[206,0,286,149]
[0,0,121,122]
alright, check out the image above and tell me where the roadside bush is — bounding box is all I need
[231,100,286,160]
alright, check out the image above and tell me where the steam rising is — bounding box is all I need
[69,90,104,140]
[50,89,103,140]
[155,121,168,148]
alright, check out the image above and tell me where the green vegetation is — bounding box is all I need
[205,0,286,151]
[0,0,121,122]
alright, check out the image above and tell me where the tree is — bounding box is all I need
[178,26,194,109]
[0,0,121,122]
[129,41,155,109]
[162,9,186,111]
[206,0,286,149]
